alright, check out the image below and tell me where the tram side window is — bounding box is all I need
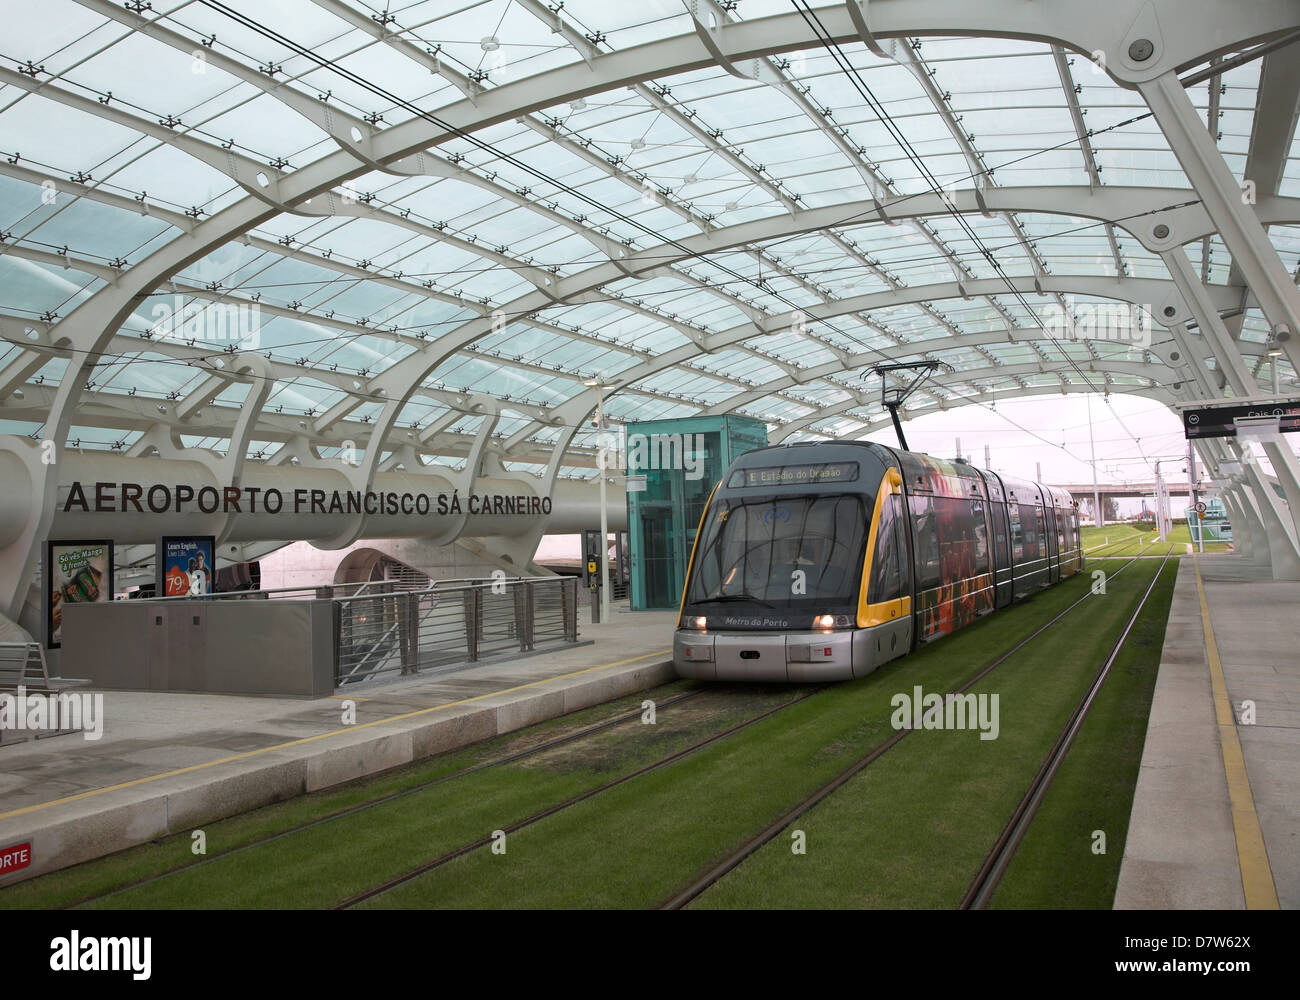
[1020,504,1039,562]
[910,496,941,590]
[1008,502,1023,561]
[932,496,980,581]
[990,500,1009,571]
[869,494,906,603]
[970,499,990,574]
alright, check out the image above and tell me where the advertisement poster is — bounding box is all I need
[158,536,215,598]
[45,540,113,648]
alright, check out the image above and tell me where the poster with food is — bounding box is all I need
[158,536,215,597]
[46,540,113,648]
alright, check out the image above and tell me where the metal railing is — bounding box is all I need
[333,576,579,688]
[135,580,390,603]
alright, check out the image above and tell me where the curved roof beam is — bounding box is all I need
[696,327,1234,419]
[0,64,299,211]
[12,254,1270,463]
[768,360,1170,443]
[771,378,1175,448]
[498,268,1249,449]
[5,166,1274,430]
[0,81,896,406]
[376,184,1298,455]
[0,379,574,467]
[76,0,401,172]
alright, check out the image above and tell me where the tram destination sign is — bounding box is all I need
[730,461,859,488]
[1183,401,1300,440]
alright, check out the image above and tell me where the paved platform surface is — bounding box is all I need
[1116,554,1295,909]
[0,603,677,886]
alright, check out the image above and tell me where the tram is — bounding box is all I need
[674,441,1081,681]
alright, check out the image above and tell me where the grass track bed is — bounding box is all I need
[1083,523,1228,558]
[75,684,802,909]
[0,678,698,909]
[989,559,1178,908]
[352,559,1148,908]
[689,557,1170,908]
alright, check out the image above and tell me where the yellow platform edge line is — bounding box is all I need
[0,648,673,824]
[1192,556,1279,909]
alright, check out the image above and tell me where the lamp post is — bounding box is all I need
[585,378,614,624]
[1087,394,1102,528]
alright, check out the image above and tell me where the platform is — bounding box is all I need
[0,605,677,886]
[1115,554,1295,909]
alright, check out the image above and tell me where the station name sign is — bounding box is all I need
[730,462,859,488]
[1182,402,1300,440]
[59,481,551,517]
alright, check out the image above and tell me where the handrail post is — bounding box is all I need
[332,599,342,688]
[564,576,578,641]
[511,581,524,652]
[411,591,421,673]
[399,591,415,675]
[524,581,536,651]
[464,587,481,662]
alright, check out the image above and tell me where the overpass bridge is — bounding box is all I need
[1052,482,1193,499]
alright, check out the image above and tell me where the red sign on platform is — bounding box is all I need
[0,841,31,875]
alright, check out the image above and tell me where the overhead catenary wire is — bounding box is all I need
[790,0,1106,396]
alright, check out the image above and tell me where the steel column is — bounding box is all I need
[1140,70,1300,374]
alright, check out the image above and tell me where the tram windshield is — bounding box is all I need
[685,494,868,612]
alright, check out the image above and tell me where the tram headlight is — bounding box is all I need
[689,616,707,630]
[814,614,835,630]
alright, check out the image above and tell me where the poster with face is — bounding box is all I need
[46,540,113,648]
[158,536,215,598]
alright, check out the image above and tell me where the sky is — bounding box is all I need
[886,391,1188,489]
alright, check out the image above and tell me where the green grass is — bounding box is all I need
[1083,522,1229,556]
[62,685,796,909]
[689,557,1169,909]
[988,559,1178,908]
[0,678,696,909]
[1167,522,1231,552]
[1087,537,1178,559]
[1081,523,1143,550]
[351,559,1152,909]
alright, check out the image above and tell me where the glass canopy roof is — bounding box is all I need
[1,0,1296,480]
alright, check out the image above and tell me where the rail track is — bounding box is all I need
[658,553,1152,909]
[59,683,712,908]
[958,549,1173,909]
[334,686,822,909]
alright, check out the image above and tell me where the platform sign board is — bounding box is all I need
[157,536,215,598]
[0,841,31,877]
[1183,401,1300,439]
[45,539,113,648]
[625,474,647,493]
